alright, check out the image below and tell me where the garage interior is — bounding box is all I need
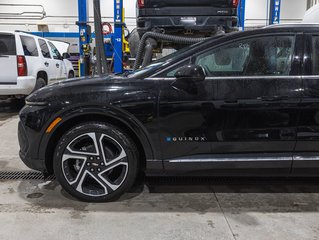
[1,0,319,239]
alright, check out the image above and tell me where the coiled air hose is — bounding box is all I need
[133,32,208,71]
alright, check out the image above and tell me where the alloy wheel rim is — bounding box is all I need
[61,132,128,197]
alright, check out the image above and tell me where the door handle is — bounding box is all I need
[44,62,49,67]
[259,96,288,101]
[224,99,238,104]
[56,63,60,68]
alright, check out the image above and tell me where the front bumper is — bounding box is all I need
[18,120,46,171]
[0,76,36,96]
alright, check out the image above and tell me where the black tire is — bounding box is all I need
[68,71,74,79]
[128,28,140,58]
[53,122,139,202]
[33,77,46,92]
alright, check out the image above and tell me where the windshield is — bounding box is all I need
[126,35,226,78]
[127,41,203,78]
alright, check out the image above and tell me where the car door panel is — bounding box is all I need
[159,79,214,161]
[293,34,319,175]
[158,34,302,175]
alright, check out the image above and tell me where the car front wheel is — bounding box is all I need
[53,122,139,202]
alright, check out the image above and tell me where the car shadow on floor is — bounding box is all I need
[14,177,319,214]
[0,98,24,121]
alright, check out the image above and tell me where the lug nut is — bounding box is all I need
[87,163,91,166]
[89,157,94,160]
[90,168,94,172]
[97,156,100,160]
[100,162,104,166]
[97,168,101,172]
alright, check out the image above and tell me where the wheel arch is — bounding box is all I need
[37,71,48,84]
[68,70,74,78]
[43,108,154,174]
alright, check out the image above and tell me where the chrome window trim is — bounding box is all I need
[301,75,319,79]
[293,156,319,161]
[145,75,307,81]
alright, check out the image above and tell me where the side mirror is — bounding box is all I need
[174,65,206,82]
[62,52,70,59]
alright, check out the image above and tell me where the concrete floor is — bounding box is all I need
[1,100,319,240]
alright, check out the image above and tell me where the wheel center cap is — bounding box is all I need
[91,162,99,167]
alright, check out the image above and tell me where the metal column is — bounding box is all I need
[77,0,90,76]
[269,0,281,25]
[114,0,123,74]
[238,0,246,30]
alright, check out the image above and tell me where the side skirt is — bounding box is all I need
[162,153,292,177]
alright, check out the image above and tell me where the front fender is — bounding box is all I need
[39,104,155,162]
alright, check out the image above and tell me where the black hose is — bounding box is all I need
[133,32,207,70]
[141,38,158,68]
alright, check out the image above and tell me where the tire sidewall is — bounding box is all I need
[68,71,74,78]
[53,122,139,202]
[34,77,46,92]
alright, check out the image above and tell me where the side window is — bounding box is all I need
[159,59,191,77]
[38,39,51,59]
[312,36,319,75]
[20,36,38,57]
[195,35,295,76]
[48,42,62,60]
[0,34,16,55]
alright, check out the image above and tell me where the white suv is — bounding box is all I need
[0,31,74,98]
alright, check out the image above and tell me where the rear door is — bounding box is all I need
[293,34,319,175]
[48,41,66,80]
[0,33,17,84]
[38,39,57,81]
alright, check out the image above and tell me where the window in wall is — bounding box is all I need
[20,36,38,57]
[312,36,319,75]
[195,35,295,77]
[48,42,62,60]
[38,39,51,59]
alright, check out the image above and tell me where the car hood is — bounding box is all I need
[26,74,149,106]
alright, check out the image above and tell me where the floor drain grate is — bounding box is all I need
[0,171,55,181]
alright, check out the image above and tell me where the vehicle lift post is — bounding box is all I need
[77,0,124,76]
[269,0,281,25]
[114,0,124,74]
[238,0,246,30]
[77,0,91,77]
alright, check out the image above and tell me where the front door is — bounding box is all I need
[192,34,302,175]
[157,59,216,174]
[159,33,302,175]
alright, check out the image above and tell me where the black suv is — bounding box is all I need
[136,0,238,35]
[19,25,319,202]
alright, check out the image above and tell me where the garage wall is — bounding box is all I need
[0,0,310,32]
[245,0,308,28]
[0,0,137,32]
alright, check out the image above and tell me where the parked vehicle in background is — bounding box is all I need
[0,31,74,99]
[129,0,238,59]
[136,0,238,36]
